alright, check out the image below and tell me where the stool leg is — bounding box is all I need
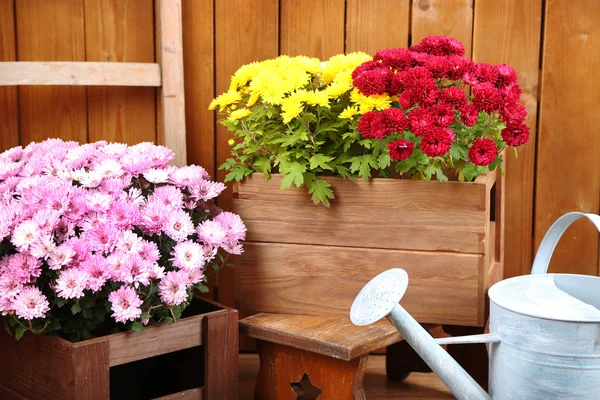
[254,340,368,400]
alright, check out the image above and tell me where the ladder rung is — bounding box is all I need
[0,62,161,87]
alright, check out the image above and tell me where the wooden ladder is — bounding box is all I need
[0,0,187,166]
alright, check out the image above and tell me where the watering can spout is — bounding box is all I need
[350,269,495,400]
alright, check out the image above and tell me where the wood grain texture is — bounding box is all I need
[157,0,187,166]
[240,353,454,399]
[154,388,203,400]
[15,0,87,145]
[345,0,410,54]
[535,0,600,276]
[255,340,368,400]
[214,0,278,307]
[411,0,474,57]
[0,61,161,86]
[84,0,157,147]
[234,174,489,254]
[473,0,543,278]
[240,313,403,361]
[237,242,483,326]
[280,0,345,59]
[203,309,239,400]
[0,0,18,151]
[72,340,110,399]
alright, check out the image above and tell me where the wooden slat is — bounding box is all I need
[0,61,161,86]
[72,340,110,399]
[154,388,203,400]
[203,310,239,399]
[473,0,543,278]
[535,0,600,276]
[280,0,345,58]
[102,314,208,367]
[0,0,19,151]
[157,0,187,166]
[182,0,216,298]
[411,0,474,57]
[16,0,87,145]
[237,242,483,326]
[345,0,410,54]
[240,313,403,361]
[234,174,488,254]
[214,0,279,308]
[84,0,157,146]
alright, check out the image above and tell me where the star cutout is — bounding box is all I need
[290,373,322,399]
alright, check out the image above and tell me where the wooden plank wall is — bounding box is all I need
[0,0,599,305]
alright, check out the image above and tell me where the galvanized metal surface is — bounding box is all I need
[351,211,600,400]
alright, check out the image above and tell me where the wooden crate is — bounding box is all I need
[233,171,504,327]
[0,297,238,400]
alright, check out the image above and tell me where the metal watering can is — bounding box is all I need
[350,212,600,400]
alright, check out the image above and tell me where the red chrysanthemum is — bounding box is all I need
[404,67,434,89]
[424,56,449,78]
[409,108,435,136]
[416,36,465,57]
[495,64,518,89]
[460,104,479,127]
[472,82,502,113]
[387,71,408,96]
[357,110,383,139]
[446,55,473,80]
[381,107,409,134]
[501,100,527,124]
[499,83,522,102]
[374,48,413,71]
[387,139,415,161]
[464,62,499,86]
[414,83,440,107]
[431,104,456,128]
[398,89,417,110]
[501,122,530,147]
[351,60,380,81]
[468,138,499,166]
[440,86,467,109]
[409,51,430,67]
[353,68,393,96]
[420,128,453,157]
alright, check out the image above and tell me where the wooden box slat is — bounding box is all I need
[237,242,482,326]
[234,174,489,254]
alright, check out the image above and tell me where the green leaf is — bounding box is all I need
[141,312,152,320]
[56,297,67,308]
[450,142,462,160]
[71,302,82,315]
[435,168,449,182]
[225,170,244,182]
[194,283,210,293]
[423,164,436,180]
[3,318,11,336]
[163,317,174,323]
[377,153,391,169]
[308,179,335,207]
[462,163,478,181]
[15,324,27,341]
[309,154,334,171]
[254,156,272,179]
[219,158,237,171]
[131,322,144,334]
[82,309,94,319]
[279,161,306,189]
[350,155,377,181]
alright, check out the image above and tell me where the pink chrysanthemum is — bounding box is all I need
[158,270,190,307]
[140,202,168,234]
[108,200,140,230]
[29,234,56,259]
[106,251,128,281]
[117,230,144,254]
[163,211,195,242]
[81,254,109,292]
[13,286,49,320]
[188,267,204,285]
[197,220,227,247]
[56,268,89,299]
[214,212,247,243]
[152,185,184,209]
[169,165,209,188]
[0,271,22,299]
[8,253,42,283]
[138,240,160,264]
[171,240,205,270]
[11,220,40,251]
[143,168,170,184]
[108,286,143,323]
[190,180,226,202]
[123,253,152,287]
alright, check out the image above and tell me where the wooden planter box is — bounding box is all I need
[233,171,504,327]
[0,297,238,400]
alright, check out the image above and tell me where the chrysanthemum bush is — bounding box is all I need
[212,36,529,206]
[0,139,245,341]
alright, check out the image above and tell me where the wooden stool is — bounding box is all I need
[240,313,406,399]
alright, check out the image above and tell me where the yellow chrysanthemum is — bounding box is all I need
[339,105,360,119]
[320,52,371,84]
[208,89,242,111]
[230,61,262,90]
[350,89,391,113]
[280,97,304,124]
[302,90,330,107]
[293,55,322,75]
[325,70,353,98]
[227,108,252,121]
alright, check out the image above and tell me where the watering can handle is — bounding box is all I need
[531,211,600,274]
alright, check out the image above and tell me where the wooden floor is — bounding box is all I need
[239,353,454,399]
